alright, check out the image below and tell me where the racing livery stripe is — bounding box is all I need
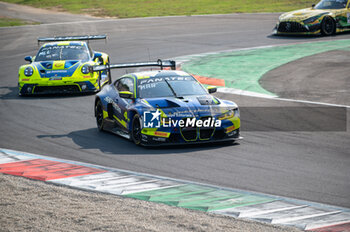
[0,148,349,231]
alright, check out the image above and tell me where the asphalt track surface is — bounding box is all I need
[0,8,350,208]
[261,49,350,106]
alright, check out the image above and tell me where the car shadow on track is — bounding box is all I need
[268,34,321,40]
[267,30,350,40]
[0,86,95,100]
[37,128,239,155]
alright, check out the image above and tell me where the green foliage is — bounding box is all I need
[3,0,316,18]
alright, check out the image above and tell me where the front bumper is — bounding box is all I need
[140,128,241,146]
[18,81,97,95]
[274,21,321,35]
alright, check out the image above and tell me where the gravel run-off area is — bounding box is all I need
[0,174,301,232]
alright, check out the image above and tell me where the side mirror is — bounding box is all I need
[119,91,134,99]
[207,86,217,94]
[93,52,103,64]
[94,52,102,59]
[24,56,32,63]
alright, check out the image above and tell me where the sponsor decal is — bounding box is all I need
[139,76,191,90]
[49,77,62,80]
[226,125,235,133]
[139,76,190,85]
[152,137,166,142]
[46,70,67,74]
[54,63,64,68]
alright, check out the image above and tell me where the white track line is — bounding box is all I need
[0,151,34,164]
[272,211,341,224]
[217,87,350,108]
[217,87,276,99]
[239,205,308,218]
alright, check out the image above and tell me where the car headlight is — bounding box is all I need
[81,64,90,74]
[24,66,33,77]
[233,108,240,118]
[218,108,239,120]
[279,13,286,21]
[303,14,323,24]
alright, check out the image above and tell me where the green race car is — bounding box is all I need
[18,35,111,95]
[274,0,350,35]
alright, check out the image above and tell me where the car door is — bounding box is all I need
[346,0,350,27]
[113,77,135,129]
[336,0,350,28]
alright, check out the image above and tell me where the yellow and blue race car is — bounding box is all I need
[18,35,111,95]
[274,0,350,35]
[92,60,241,146]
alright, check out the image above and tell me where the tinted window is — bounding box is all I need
[315,0,347,9]
[139,82,175,98]
[35,45,90,61]
[138,76,207,98]
[115,78,134,93]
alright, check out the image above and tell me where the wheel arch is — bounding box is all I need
[94,96,102,117]
[128,109,140,130]
[321,15,337,35]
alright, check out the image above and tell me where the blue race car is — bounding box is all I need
[93,60,241,146]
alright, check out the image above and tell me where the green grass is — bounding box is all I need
[0,17,39,27]
[2,0,316,18]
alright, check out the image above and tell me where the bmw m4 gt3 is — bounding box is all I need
[18,35,111,95]
[93,60,241,146]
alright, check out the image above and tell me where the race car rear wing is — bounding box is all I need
[37,35,107,45]
[90,59,176,73]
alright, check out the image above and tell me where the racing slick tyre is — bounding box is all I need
[131,114,142,145]
[321,17,335,36]
[95,99,105,131]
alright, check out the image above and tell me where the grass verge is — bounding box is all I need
[0,16,39,27]
[2,0,315,18]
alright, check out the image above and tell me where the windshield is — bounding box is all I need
[315,0,348,9]
[35,45,90,62]
[138,76,208,98]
